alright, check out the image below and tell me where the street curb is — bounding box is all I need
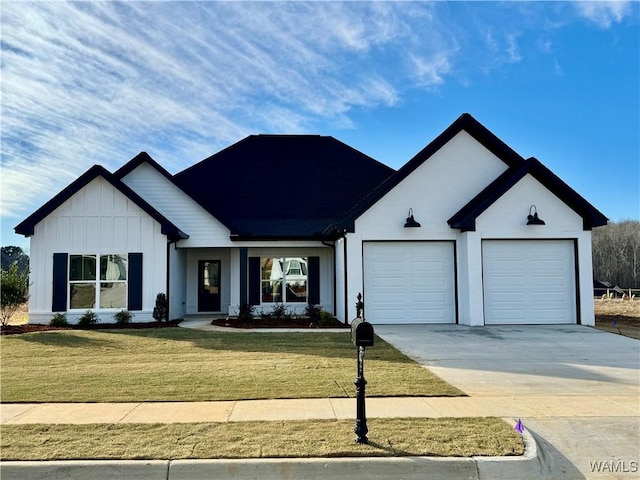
[0,429,539,480]
[0,460,170,480]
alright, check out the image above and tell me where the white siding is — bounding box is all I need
[471,174,593,326]
[348,132,595,327]
[120,162,233,247]
[355,131,510,235]
[348,130,508,322]
[27,177,167,324]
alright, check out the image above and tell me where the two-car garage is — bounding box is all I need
[363,240,577,325]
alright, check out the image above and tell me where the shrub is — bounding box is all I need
[113,309,133,324]
[0,262,29,326]
[318,310,336,327]
[237,303,255,322]
[304,304,322,323]
[263,303,291,321]
[77,310,98,327]
[50,313,68,327]
[152,293,169,322]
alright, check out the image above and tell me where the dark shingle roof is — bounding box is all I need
[173,135,395,239]
[15,164,189,241]
[447,157,608,231]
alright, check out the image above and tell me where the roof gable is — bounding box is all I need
[173,135,394,239]
[15,164,188,241]
[447,157,608,231]
[338,113,526,230]
[114,151,175,183]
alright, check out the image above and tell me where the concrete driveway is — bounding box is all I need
[375,324,640,480]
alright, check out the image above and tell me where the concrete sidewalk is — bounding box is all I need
[2,324,638,478]
[1,396,545,480]
[2,394,637,480]
[2,394,638,425]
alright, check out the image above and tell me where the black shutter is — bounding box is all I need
[308,256,320,305]
[52,253,68,312]
[128,253,143,311]
[239,248,248,305]
[248,257,261,306]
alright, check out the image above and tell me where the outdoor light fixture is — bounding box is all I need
[526,205,546,225]
[403,208,421,228]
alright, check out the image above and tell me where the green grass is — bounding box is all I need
[0,329,463,402]
[0,418,524,460]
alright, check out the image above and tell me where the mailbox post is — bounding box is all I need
[351,316,374,444]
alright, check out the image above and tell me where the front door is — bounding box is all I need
[198,260,221,312]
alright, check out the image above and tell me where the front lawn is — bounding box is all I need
[0,418,524,460]
[0,328,463,402]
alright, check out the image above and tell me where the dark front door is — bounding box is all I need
[198,260,221,312]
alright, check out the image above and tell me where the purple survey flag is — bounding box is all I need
[514,419,525,434]
[612,320,618,326]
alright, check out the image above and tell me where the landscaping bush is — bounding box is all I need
[77,310,98,327]
[237,303,255,322]
[49,313,68,327]
[318,310,336,327]
[304,304,322,324]
[152,293,168,322]
[113,309,133,325]
[261,303,292,322]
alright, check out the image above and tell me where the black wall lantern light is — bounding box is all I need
[404,208,421,228]
[527,205,546,225]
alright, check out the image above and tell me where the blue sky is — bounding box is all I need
[1,1,638,252]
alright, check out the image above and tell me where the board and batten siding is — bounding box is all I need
[27,177,167,324]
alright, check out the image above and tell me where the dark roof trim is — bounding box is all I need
[15,164,189,241]
[448,157,608,231]
[229,234,338,242]
[114,151,175,183]
[338,113,526,230]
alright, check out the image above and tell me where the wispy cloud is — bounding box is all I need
[0,1,635,226]
[1,1,416,218]
[574,1,632,28]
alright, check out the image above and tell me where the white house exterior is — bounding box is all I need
[16,114,607,326]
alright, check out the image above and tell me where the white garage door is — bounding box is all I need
[483,240,576,325]
[364,242,456,324]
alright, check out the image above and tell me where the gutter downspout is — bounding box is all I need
[342,233,348,324]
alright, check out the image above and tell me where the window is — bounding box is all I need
[261,257,307,303]
[69,254,127,309]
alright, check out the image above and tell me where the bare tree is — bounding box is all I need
[592,220,640,288]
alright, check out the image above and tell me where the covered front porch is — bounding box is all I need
[168,245,336,321]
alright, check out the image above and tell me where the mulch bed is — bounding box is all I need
[4,316,635,335]
[0,320,182,336]
[210,317,349,329]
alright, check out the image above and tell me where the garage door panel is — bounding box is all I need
[483,240,576,325]
[364,242,456,324]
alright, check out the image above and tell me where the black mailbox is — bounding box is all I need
[351,318,374,347]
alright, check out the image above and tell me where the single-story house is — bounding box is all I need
[15,113,608,326]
